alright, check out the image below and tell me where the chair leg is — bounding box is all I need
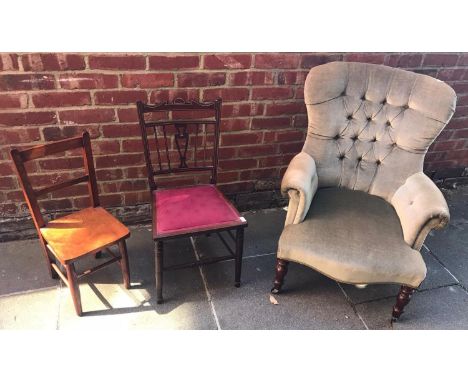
[155,241,164,304]
[234,228,244,288]
[391,286,415,321]
[271,258,289,294]
[118,240,130,289]
[65,263,82,317]
[39,240,58,279]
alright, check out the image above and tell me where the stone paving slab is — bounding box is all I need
[195,253,365,329]
[355,285,468,330]
[0,238,59,296]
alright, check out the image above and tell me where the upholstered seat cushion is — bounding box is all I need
[153,184,244,238]
[278,187,426,288]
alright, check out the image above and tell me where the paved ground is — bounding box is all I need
[0,186,466,330]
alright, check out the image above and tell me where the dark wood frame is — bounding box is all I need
[10,132,131,316]
[137,98,247,303]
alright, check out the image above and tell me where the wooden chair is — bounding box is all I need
[136,98,247,303]
[10,132,131,316]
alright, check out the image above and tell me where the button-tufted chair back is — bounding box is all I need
[302,62,457,201]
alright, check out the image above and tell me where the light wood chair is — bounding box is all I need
[10,132,131,316]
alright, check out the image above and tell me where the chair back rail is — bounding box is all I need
[10,131,99,230]
[136,98,222,190]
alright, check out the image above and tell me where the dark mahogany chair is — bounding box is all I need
[10,132,131,316]
[136,98,247,303]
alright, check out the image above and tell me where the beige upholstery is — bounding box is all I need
[279,62,455,288]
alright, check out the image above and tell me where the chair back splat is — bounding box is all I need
[136,98,222,191]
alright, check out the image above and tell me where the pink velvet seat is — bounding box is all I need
[153,184,244,238]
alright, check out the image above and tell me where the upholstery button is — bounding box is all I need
[352,136,358,141]
[372,137,377,142]
[382,99,387,105]
[347,115,353,120]
[367,117,372,122]
[339,154,345,160]
[333,134,340,140]
[357,157,362,162]
[376,159,381,165]
[386,121,391,126]
[403,104,409,109]
[361,95,366,101]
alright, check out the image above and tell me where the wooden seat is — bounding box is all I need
[10,132,131,316]
[41,207,130,263]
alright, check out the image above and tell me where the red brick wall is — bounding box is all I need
[1,52,467,219]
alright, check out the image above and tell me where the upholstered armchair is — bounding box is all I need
[272,62,456,321]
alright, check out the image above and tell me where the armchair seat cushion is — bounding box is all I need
[278,187,426,288]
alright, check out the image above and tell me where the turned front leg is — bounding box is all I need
[271,258,289,294]
[392,285,415,321]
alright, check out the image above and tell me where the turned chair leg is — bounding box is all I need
[391,285,415,321]
[234,228,244,288]
[118,240,130,289]
[65,263,82,316]
[271,258,289,294]
[155,241,164,304]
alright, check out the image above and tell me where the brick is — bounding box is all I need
[95,90,147,105]
[59,73,118,89]
[265,102,305,116]
[458,54,468,66]
[149,55,200,70]
[96,169,123,181]
[89,54,146,70]
[301,54,343,68]
[217,171,240,183]
[219,158,257,171]
[177,72,226,87]
[0,74,55,91]
[59,109,115,124]
[384,54,423,68]
[0,162,14,176]
[251,87,293,100]
[431,140,459,151]
[221,118,250,131]
[203,88,249,102]
[95,153,144,168]
[0,127,41,145]
[92,140,121,154]
[222,103,264,117]
[259,154,295,167]
[121,139,144,152]
[38,157,83,170]
[293,114,308,128]
[0,111,57,126]
[221,132,262,146]
[42,125,100,141]
[40,199,73,211]
[344,53,386,64]
[218,181,254,194]
[453,129,468,139]
[277,71,298,85]
[251,117,291,129]
[0,54,19,71]
[276,130,306,141]
[237,144,277,158]
[254,53,300,69]
[452,83,468,94]
[240,168,279,180]
[150,89,200,103]
[0,203,18,215]
[444,150,468,160]
[0,176,17,190]
[98,193,123,207]
[0,94,28,109]
[228,71,274,86]
[423,54,459,67]
[102,123,140,138]
[22,53,85,71]
[123,191,150,205]
[279,142,303,154]
[117,108,139,122]
[125,166,147,179]
[203,54,252,69]
[32,91,91,108]
[121,73,174,88]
